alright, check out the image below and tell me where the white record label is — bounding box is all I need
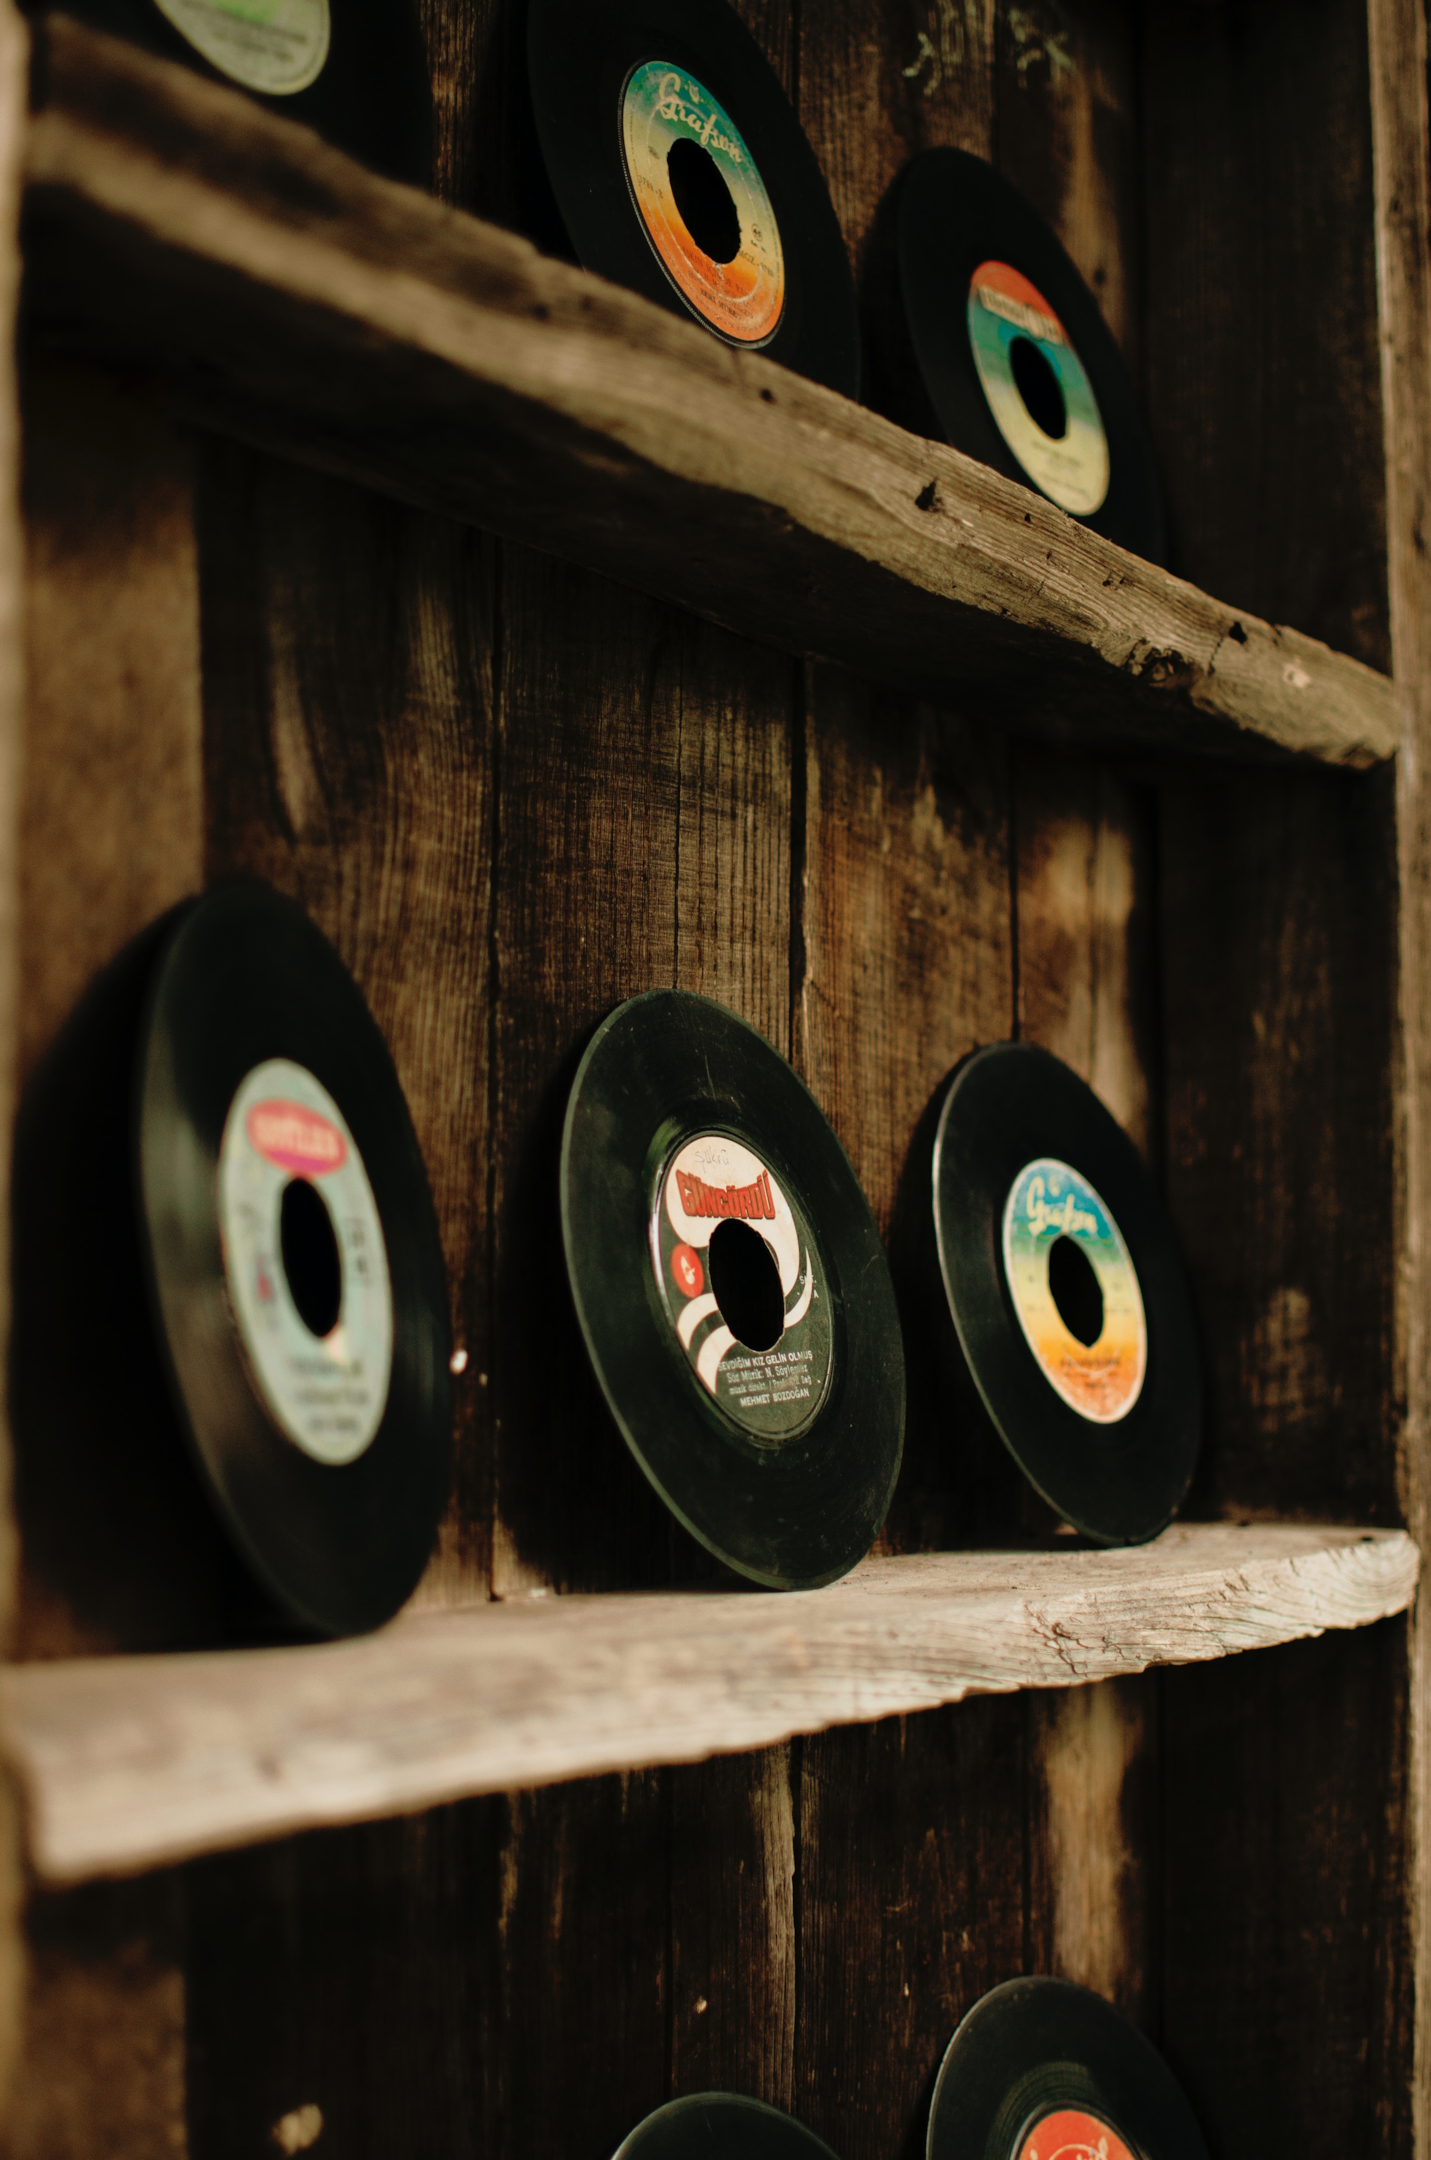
[217,1058,393,1465]
[152,0,331,94]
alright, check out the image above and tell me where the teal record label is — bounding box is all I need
[217,1058,393,1465]
[967,259,1110,516]
[152,0,331,94]
[650,1131,832,1441]
[620,61,786,344]
[1001,1156,1146,1425]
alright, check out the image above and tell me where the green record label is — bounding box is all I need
[217,1058,393,1465]
[650,1131,832,1441]
[1001,1156,1146,1424]
[152,0,331,94]
[967,259,1110,516]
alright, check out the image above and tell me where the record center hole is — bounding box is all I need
[1048,1233,1104,1348]
[280,1177,342,1340]
[1010,334,1067,440]
[708,1217,785,1353]
[667,135,741,264]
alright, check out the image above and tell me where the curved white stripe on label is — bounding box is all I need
[696,1324,738,1395]
[677,1291,720,1349]
[784,1254,814,1330]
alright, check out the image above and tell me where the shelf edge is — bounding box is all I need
[0,1523,1416,1886]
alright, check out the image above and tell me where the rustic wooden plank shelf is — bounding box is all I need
[19,14,1398,770]
[0,1522,1414,1887]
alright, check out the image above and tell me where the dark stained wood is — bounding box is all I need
[200,446,497,1608]
[2,1873,185,2160]
[1160,1624,1413,2160]
[496,1773,669,2160]
[1159,765,1398,1526]
[794,1702,1027,2160]
[1141,0,1389,666]
[185,1803,499,2160]
[670,1748,795,2108]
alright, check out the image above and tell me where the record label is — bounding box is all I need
[152,0,330,93]
[966,261,1110,516]
[620,61,785,344]
[1001,1157,1146,1425]
[1015,2109,1137,2160]
[217,1057,393,1466]
[651,1131,831,1441]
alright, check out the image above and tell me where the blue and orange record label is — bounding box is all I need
[650,1131,832,1441]
[967,261,1110,515]
[621,61,785,344]
[1015,2108,1138,2160]
[1001,1157,1146,1424]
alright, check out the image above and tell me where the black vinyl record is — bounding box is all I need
[137,880,452,1637]
[616,2094,840,2160]
[928,1978,1209,2160]
[932,1044,1199,1545]
[527,0,859,396]
[43,0,431,185]
[882,149,1164,562]
[561,990,904,1588]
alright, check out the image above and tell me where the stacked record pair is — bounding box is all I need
[51,0,430,183]
[932,1045,1201,1544]
[879,151,1164,562]
[930,1979,1209,2160]
[562,991,904,1588]
[527,0,859,395]
[21,881,451,1640]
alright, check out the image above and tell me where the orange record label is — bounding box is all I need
[1015,2107,1139,2160]
[621,61,785,344]
[1001,1156,1147,1424]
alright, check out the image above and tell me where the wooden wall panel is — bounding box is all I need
[795,1703,1028,2160]
[1160,1625,1412,2160]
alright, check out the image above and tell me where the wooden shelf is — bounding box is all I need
[0,1523,1414,1887]
[20,13,1397,771]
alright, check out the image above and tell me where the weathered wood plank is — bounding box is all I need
[18,16,1396,767]
[0,1524,1413,1887]
[1367,0,1431,2141]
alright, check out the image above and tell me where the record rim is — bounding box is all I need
[932,1042,1200,1545]
[615,2093,842,2160]
[894,147,1164,562]
[561,988,904,1589]
[527,0,860,397]
[135,879,452,1638]
[927,1977,1209,2160]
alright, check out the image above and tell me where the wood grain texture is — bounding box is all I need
[0,1873,186,2160]
[199,448,496,1607]
[795,1700,1026,2160]
[1160,1624,1412,2159]
[19,16,1396,767]
[0,1525,1413,1887]
[185,1802,499,2160]
[1141,0,1389,670]
[1367,0,1431,2140]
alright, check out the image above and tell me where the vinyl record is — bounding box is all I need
[928,1978,1209,2160]
[561,990,904,1588]
[883,149,1164,562]
[137,880,452,1637]
[45,0,431,185]
[616,2094,841,2160]
[527,0,859,396]
[932,1043,1199,1545]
